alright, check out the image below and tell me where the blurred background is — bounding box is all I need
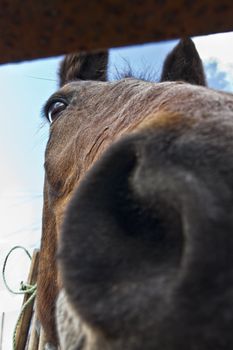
[0,32,233,348]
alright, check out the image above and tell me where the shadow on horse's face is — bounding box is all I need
[38,39,233,349]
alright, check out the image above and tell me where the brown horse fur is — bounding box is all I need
[37,39,233,349]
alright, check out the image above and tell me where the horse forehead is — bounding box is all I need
[61,79,233,127]
[60,78,156,108]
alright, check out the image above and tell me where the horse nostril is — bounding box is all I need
[59,135,184,291]
[58,134,186,341]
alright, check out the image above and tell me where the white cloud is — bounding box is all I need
[193,32,233,92]
[193,32,233,64]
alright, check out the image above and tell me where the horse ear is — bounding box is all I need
[160,38,206,86]
[59,51,108,87]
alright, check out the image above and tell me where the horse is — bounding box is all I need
[37,38,233,349]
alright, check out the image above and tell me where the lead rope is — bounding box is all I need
[2,246,37,350]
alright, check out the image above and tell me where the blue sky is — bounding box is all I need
[0,32,233,348]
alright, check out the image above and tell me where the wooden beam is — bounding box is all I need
[0,0,232,64]
[15,250,39,350]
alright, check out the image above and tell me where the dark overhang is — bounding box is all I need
[0,0,232,64]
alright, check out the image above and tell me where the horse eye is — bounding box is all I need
[47,100,67,123]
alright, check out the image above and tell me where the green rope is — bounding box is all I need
[2,246,37,350]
